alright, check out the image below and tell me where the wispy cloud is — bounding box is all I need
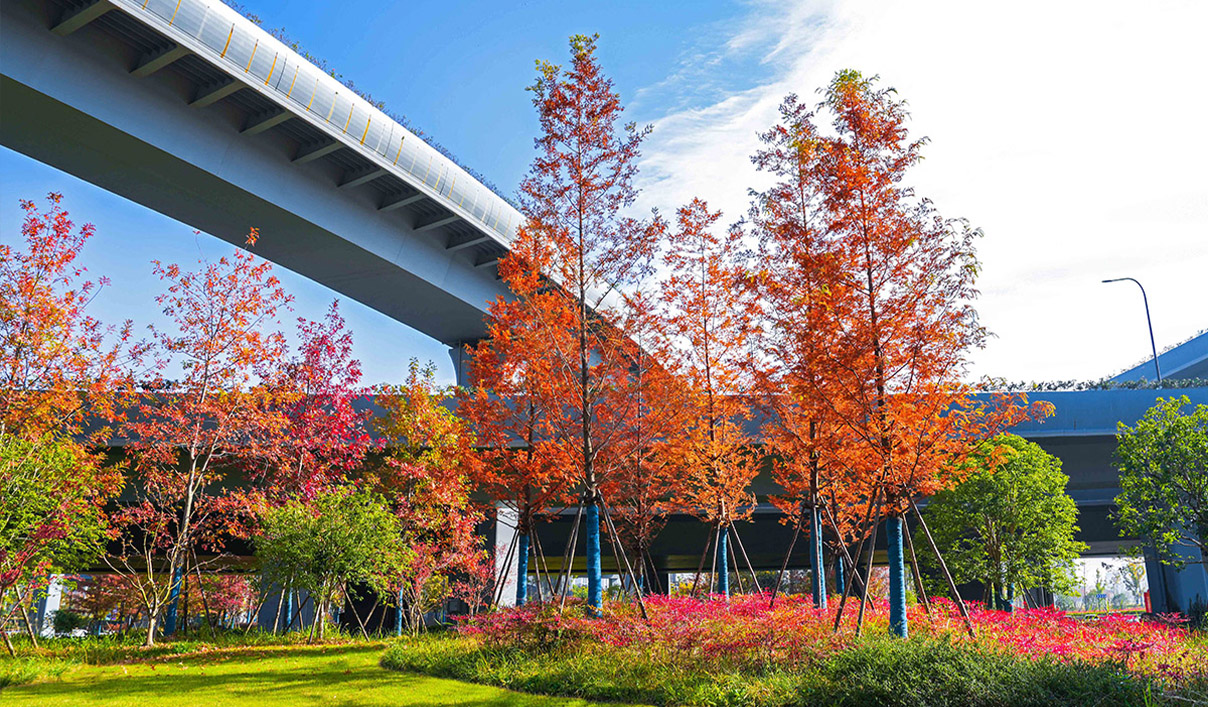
[632,0,1208,382]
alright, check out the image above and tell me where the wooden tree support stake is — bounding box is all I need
[910,498,975,637]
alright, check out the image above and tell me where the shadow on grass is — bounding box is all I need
[4,645,599,707]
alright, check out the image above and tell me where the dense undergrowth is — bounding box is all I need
[381,594,1208,707]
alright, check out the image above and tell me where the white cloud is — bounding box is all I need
[633,0,1208,382]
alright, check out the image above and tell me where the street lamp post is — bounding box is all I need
[1102,277,1162,385]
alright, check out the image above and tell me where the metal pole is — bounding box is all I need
[1102,277,1162,384]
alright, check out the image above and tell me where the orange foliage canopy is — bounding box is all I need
[661,198,758,529]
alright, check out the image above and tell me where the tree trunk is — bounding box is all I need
[585,499,602,616]
[163,563,183,637]
[810,506,827,608]
[717,526,730,599]
[282,589,294,633]
[886,515,907,638]
[145,612,158,647]
[394,586,405,637]
[516,532,530,607]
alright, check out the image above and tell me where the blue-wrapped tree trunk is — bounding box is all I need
[163,564,184,635]
[586,501,602,616]
[516,532,530,607]
[394,586,404,636]
[887,516,907,638]
[835,551,846,595]
[717,526,730,598]
[282,588,295,632]
[811,507,827,608]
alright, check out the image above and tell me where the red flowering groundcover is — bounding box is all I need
[458,594,1207,684]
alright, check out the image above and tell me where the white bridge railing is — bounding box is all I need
[110,0,522,245]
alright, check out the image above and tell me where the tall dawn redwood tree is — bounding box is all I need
[499,34,659,615]
[461,318,573,607]
[661,199,758,599]
[114,231,292,646]
[748,96,849,609]
[813,72,1049,637]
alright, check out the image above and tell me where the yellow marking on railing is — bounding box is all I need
[434,166,444,192]
[343,105,354,132]
[142,0,150,8]
[245,39,259,72]
[393,136,405,165]
[306,78,319,110]
[264,53,278,85]
[287,66,299,97]
[169,0,182,25]
[359,118,371,144]
[220,24,234,58]
[423,156,432,183]
[325,92,338,121]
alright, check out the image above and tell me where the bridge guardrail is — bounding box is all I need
[110,0,522,247]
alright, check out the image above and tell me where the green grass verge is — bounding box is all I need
[381,632,1183,707]
[1,641,634,706]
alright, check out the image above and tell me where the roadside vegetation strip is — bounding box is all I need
[1,640,629,706]
[380,597,1208,707]
[383,631,1201,707]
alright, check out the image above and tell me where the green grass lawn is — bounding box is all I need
[0,642,636,706]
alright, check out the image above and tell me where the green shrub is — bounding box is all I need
[381,633,1180,707]
[51,609,88,635]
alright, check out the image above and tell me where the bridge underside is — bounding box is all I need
[2,0,509,349]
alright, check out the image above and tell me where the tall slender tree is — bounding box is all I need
[662,198,757,599]
[373,361,486,633]
[748,96,851,608]
[498,34,659,615]
[602,284,689,595]
[812,71,1050,637]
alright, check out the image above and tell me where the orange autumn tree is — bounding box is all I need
[661,198,758,599]
[461,313,572,607]
[497,34,660,615]
[601,283,690,595]
[113,232,292,646]
[0,194,142,646]
[812,71,1051,638]
[748,95,853,608]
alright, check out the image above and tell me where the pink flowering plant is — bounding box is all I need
[456,593,1207,684]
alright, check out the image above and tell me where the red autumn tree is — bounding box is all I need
[373,361,487,633]
[661,198,758,599]
[0,194,139,647]
[810,71,1051,638]
[267,300,372,500]
[497,34,660,614]
[112,231,292,645]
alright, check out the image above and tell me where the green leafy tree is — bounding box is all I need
[1114,396,1208,568]
[255,485,404,641]
[917,434,1086,609]
[0,431,116,649]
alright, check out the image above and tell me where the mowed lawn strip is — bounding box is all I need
[0,642,637,707]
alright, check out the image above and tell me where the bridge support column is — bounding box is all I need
[1144,545,1208,614]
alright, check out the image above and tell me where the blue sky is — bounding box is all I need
[2,0,1206,385]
